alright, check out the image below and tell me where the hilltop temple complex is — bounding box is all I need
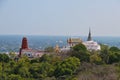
[60,28,101,52]
[19,28,101,58]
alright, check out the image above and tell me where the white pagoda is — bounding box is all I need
[83,28,101,51]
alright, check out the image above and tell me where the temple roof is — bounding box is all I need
[67,38,82,43]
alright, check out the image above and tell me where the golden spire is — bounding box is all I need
[54,44,60,53]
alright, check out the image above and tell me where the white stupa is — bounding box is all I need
[83,28,101,51]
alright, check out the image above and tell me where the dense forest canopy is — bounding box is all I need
[0,44,120,80]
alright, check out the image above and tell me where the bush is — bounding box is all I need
[54,57,80,77]
[90,54,103,65]
[0,53,10,63]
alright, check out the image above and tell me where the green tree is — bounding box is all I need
[39,54,51,62]
[54,57,80,78]
[71,43,90,62]
[45,46,54,52]
[29,63,41,78]
[0,63,2,78]
[0,54,10,80]
[109,46,120,52]
[72,51,90,62]
[100,45,110,64]
[29,62,54,79]
[38,62,55,78]
[0,53,10,63]
[30,58,39,63]
[9,52,16,59]
[90,54,102,65]
[100,44,109,51]
[109,52,120,64]
[18,67,30,78]
[8,74,22,80]
[100,45,120,64]
[72,43,87,52]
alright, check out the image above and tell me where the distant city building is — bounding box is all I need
[19,37,45,58]
[83,28,101,51]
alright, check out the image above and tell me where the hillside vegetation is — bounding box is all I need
[0,44,120,80]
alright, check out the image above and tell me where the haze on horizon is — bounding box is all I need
[0,0,120,36]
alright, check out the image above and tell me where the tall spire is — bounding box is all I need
[87,28,92,41]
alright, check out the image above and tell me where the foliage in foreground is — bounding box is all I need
[0,44,120,79]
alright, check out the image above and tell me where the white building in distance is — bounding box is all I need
[83,28,101,51]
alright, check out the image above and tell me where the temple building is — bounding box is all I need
[67,38,82,47]
[60,38,82,52]
[83,28,101,51]
[19,37,45,58]
[60,28,100,52]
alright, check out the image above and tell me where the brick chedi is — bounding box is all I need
[19,37,45,58]
[19,37,29,57]
[21,37,29,49]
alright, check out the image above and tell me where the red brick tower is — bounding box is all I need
[19,37,29,57]
[21,37,28,49]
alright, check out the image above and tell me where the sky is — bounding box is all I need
[0,0,120,36]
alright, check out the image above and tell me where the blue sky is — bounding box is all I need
[0,0,120,36]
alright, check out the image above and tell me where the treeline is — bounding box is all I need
[0,44,120,80]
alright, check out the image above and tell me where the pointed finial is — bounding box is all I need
[87,27,92,41]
